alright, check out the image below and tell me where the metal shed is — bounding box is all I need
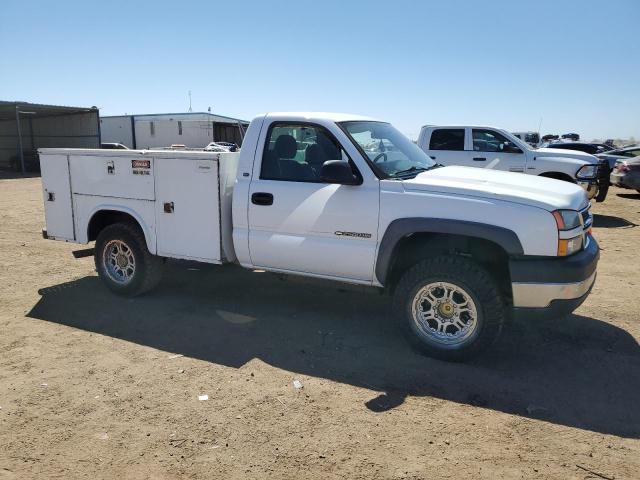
[100,112,249,150]
[0,101,100,173]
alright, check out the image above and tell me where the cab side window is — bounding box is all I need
[429,129,465,151]
[473,129,522,153]
[261,123,346,182]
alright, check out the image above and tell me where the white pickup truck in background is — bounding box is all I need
[417,125,609,202]
[39,112,599,361]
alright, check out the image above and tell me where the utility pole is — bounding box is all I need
[15,107,25,174]
[188,91,192,112]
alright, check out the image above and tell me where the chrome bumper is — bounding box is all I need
[512,271,597,308]
[578,181,598,199]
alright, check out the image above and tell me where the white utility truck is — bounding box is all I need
[39,113,599,361]
[417,125,609,202]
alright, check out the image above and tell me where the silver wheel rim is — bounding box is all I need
[411,281,479,347]
[103,239,136,285]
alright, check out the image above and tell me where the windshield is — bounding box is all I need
[340,121,437,178]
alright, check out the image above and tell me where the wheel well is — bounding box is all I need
[87,210,142,242]
[539,171,576,183]
[386,233,512,299]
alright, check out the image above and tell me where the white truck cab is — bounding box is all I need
[417,125,609,202]
[39,113,599,361]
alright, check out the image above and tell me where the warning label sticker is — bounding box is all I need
[132,159,151,175]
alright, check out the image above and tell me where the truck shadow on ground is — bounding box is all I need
[28,262,640,439]
[617,192,640,200]
[593,213,637,228]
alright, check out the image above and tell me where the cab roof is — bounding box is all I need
[260,112,381,123]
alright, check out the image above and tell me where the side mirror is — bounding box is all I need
[320,160,361,185]
[504,143,522,154]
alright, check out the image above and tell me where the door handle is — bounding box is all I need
[473,157,486,161]
[430,155,436,160]
[251,192,273,206]
[163,202,174,213]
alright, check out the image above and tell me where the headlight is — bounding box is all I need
[552,209,584,256]
[576,164,597,179]
[552,210,582,230]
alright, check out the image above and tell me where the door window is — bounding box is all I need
[429,129,465,151]
[260,123,349,182]
[472,129,522,153]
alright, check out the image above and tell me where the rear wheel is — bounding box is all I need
[393,255,505,361]
[95,222,163,296]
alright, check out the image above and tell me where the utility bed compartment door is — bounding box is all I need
[40,154,75,240]
[69,154,155,200]
[154,157,221,263]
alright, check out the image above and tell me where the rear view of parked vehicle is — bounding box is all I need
[610,157,640,193]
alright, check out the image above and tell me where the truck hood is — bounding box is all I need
[403,166,588,211]
[534,147,599,165]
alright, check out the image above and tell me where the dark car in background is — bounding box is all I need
[561,133,580,141]
[598,145,640,170]
[546,142,614,155]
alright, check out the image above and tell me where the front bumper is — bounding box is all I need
[509,236,599,319]
[578,181,598,199]
[578,161,610,202]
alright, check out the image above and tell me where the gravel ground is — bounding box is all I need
[0,175,638,479]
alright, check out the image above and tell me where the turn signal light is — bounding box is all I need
[558,236,583,256]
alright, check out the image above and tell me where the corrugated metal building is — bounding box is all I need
[100,112,249,149]
[0,101,100,172]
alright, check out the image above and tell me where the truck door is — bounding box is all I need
[469,129,527,173]
[247,122,379,282]
[424,128,471,167]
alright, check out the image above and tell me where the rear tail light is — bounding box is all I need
[617,162,630,173]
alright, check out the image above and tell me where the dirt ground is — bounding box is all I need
[0,175,638,480]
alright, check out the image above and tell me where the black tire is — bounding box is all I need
[94,222,163,297]
[393,255,505,362]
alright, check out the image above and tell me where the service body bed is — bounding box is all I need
[39,148,240,264]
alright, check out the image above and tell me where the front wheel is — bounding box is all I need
[95,222,164,297]
[393,256,505,361]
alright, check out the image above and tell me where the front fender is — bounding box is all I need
[375,218,524,285]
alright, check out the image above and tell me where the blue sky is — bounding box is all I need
[1,0,638,140]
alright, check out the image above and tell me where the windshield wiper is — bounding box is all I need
[391,165,439,178]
